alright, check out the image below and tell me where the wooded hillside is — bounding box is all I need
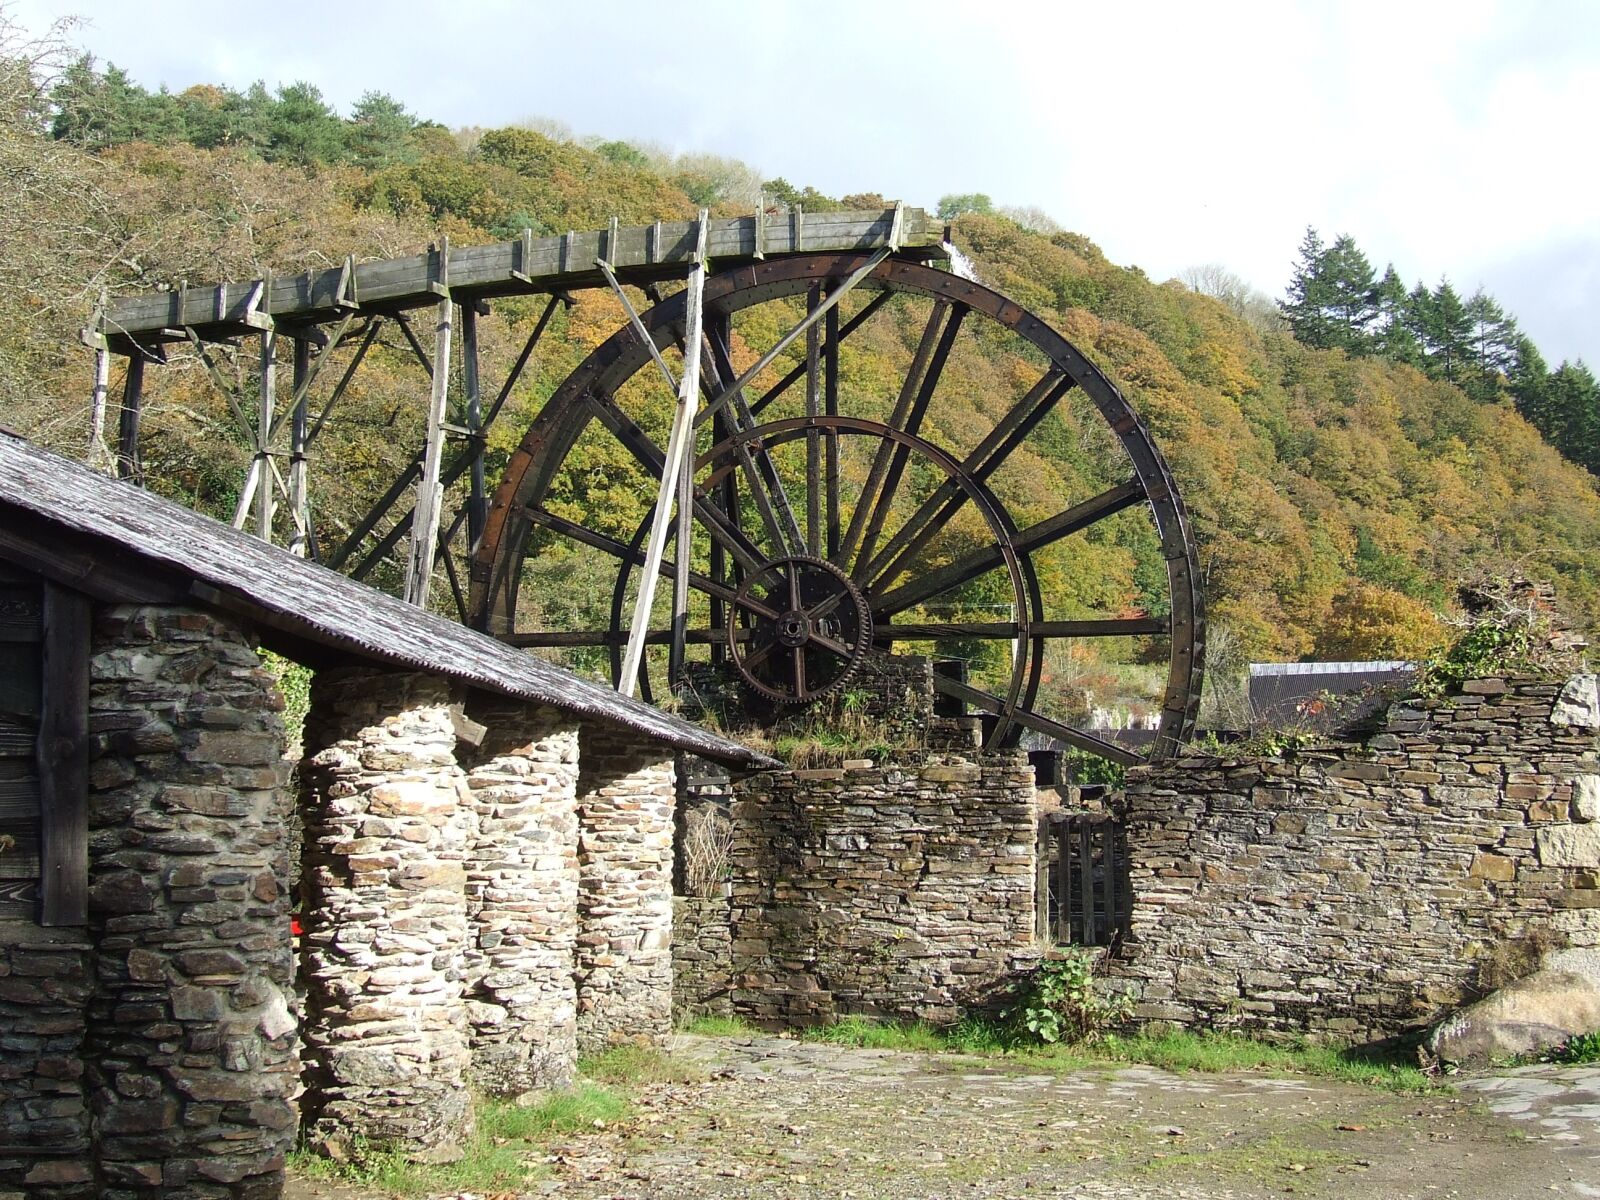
[3,33,1597,728]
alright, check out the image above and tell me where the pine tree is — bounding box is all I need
[1461,288,1519,400]
[1413,279,1473,381]
[1544,361,1600,473]
[1281,226,1335,348]
[1320,235,1378,353]
[346,91,417,170]
[264,82,344,165]
[1372,265,1422,366]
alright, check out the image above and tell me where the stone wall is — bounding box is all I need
[687,752,1038,1027]
[574,728,676,1051]
[0,926,92,1196]
[1111,675,1600,1041]
[672,896,734,1018]
[87,605,295,1198]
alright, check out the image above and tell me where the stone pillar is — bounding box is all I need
[460,700,579,1094]
[298,669,473,1162]
[86,605,296,1198]
[575,727,676,1051]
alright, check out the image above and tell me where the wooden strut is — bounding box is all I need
[618,211,707,699]
[83,291,111,472]
[404,238,452,607]
[288,338,312,557]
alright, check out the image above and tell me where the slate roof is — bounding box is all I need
[0,432,771,767]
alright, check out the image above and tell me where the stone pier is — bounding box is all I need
[575,729,676,1051]
[461,701,580,1094]
[86,605,296,1197]
[298,669,473,1162]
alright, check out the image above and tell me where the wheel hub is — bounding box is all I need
[728,555,872,704]
[776,610,812,648]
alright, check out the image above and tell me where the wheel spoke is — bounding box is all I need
[872,480,1146,617]
[852,304,966,578]
[517,503,777,618]
[861,370,1073,593]
[931,675,1141,766]
[697,290,894,429]
[877,618,1167,640]
[705,327,806,555]
[792,646,807,697]
[838,299,951,569]
[581,391,765,572]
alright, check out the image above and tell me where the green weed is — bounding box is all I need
[579,1043,706,1086]
[287,1078,639,1194]
[681,1013,756,1037]
[802,1015,946,1052]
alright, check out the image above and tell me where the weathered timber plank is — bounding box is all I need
[38,584,89,925]
[102,208,938,342]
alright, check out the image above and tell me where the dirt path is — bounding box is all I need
[290,1034,1600,1200]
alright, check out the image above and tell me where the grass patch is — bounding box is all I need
[681,1013,756,1037]
[1135,1133,1344,1180]
[288,1060,681,1195]
[285,1091,576,1193]
[802,1015,946,1052]
[1089,1031,1441,1093]
[709,1015,1439,1094]
[580,1043,706,1086]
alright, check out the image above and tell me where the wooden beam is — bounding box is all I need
[37,583,89,926]
[102,208,941,341]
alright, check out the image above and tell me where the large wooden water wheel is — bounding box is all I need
[471,252,1203,764]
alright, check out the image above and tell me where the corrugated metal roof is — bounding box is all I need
[0,433,772,768]
[1247,659,1416,732]
[1249,660,1414,677]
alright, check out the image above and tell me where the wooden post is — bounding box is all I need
[462,303,486,550]
[1078,818,1095,946]
[405,240,452,607]
[255,322,277,540]
[804,284,821,556]
[38,583,89,926]
[621,212,706,698]
[88,345,111,471]
[289,337,312,557]
[116,353,144,483]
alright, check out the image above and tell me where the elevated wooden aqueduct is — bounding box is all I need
[85,205,1204,764]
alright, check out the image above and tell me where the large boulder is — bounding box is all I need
[1427,969,1600,1065]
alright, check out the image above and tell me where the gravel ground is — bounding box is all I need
[289,1034,1600,1200]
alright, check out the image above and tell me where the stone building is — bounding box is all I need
[0,433,767,1197]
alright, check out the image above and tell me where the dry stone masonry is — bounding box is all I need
[460,701,580,1094]
[575,730,676,1051]
[1111,675,1600,1041]
[87,606,295,1198]
[676,752,1039,1027]
[298,669,475,1163]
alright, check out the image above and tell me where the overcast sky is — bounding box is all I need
[11,0,1599,368]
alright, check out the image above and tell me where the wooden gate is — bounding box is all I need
[1037,812,1130,947]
